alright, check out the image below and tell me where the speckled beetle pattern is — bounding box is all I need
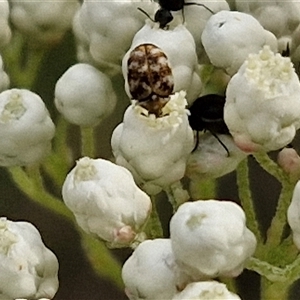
[127,43,174,116]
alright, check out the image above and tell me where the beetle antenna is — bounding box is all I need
[211,132,230,156]
[184,2,215,14]
[137,7,156,23]
[192,131,200,152]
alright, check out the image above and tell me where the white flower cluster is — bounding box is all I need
[62,157,152,248]
[0,89,55,166]
[0,217,59,300]
[122,200,256,299]
[0,0,11,48]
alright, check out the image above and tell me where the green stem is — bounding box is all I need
[81,126,96,158]
[8,165,73,221]
[236,158,262,244]
[144,196,163,239]
[164,181,189,211]
[265,181,294,248]
[188,178,217,200]
[80,231,123,289]
[260,277,290,300]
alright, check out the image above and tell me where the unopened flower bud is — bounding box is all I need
[288,181,300,249]
[111,91,194,195]
[62,157,152,248]
[170,200,257,282]
[54,63,117,127]
[0,89,55,166]
[172,281,241,300]
[277,147,300,179]
[122,239,177,300]
[201,10,277,75]
[0,217,59,300]
[225,46,300,153]
[0,0,11,48]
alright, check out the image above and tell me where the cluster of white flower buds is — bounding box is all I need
[3,0,300,298]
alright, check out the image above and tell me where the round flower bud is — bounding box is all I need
[170,200,257,281]
[62,157,152,248]
[186,133,248,181]
[0,0,11,48]
[0,55,9,92]
[54,63,117,127]
[0,217,59,300]
[10,0,80,45]
[224,46,300,153]
[277,147,300,180]
[201,10,277,75]
[73,0,158,75]
[0,89,55,167]
[122,239,177,300]
[123,22,201,105]
[287,181,300,250]
[172,281,241,300]
[111,91,194,195]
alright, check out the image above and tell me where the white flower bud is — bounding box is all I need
[111,91,194,195]
[0,0,11,48]
[186,133,248,181]
[10,0,80,45]
[277,148,300,180]
[122,239,177,300]
[0,89,55,166]
[73,0,158,75]
[201,11,277,75]
[0,217,59,300]
[170,200,257,281]
[287,181,300,250]
[62,157,152,248]
[172,281,241,300]
[224,46,300,153]
[123,22,201,104]
[0,55,9,92]
[235,1,300,39]
[54,63,117,127]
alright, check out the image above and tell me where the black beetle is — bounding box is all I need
[188,94,230,154]
[138,0,214,29]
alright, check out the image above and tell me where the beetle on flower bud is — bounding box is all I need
[127,43,174,116]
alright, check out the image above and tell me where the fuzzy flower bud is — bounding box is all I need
[122,239,177,300]
[172,281,241,300]
[73,0,158,75]
[201,10,277,75]
[122,22,202,105]
[170,200,257,282]
[224,46,300,153]
[0,89,55,166]
[111,91,194,195]
[54,63,117,127]
[186,133,248,181]
[62,157,152,248]
[0,217,59,300]
[277,147,300,180]
[287,181,300,250]
[10,0,80,45]
[0,0,11,48]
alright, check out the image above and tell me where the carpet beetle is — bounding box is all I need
[127,43,174,116]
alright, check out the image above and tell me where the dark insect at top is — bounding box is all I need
[188,94,230,154]
[138,0,214,29]
[127,43,174,116]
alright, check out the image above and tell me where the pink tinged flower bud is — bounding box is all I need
[0,217,59,300]
[225,46,300,153]
[288,181,300,250]
[201,11,277,76]
[54,63,117,127]
[277,147,300,179]
[0,89,55,166]
[172,281,241,300]
[62,157,152,248]
[122,239,178,300]
[111,91,194,195]
[170,200,257,282]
